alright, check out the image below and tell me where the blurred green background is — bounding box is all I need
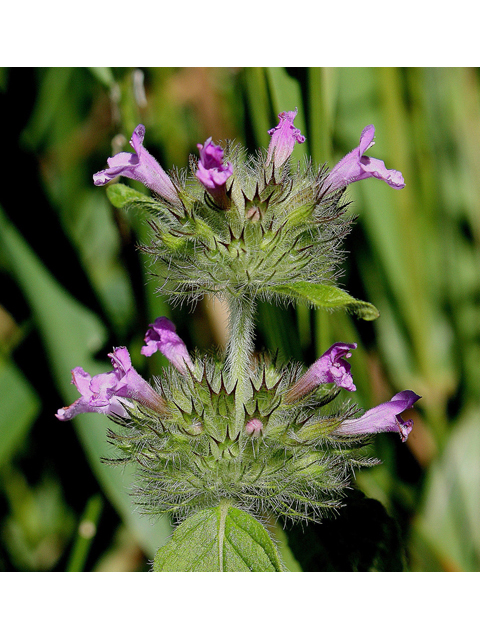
[0,67,479,571]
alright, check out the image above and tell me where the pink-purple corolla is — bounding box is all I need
[142,317,193,375]
[196,138,233,207]
[326,125,405,192]
[266,108,306,167]
[285,342,357,403]
[334,390,421,442]
[55,347,164,421]
[93,124,179,203]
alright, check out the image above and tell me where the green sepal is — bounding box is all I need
[267,282,380,321]
[282,202,315,229]
[106,183,159,209]
[153,502,284,572]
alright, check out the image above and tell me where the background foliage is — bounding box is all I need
[0,67,479,571]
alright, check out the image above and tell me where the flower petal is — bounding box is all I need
[266,108,306,167]
[108,346,165,411]
[141,317,193,375]
[327,125,405,191]
[285,342,357,403]
[55,346,164,421]
[93,125,179,203]
[195,138,233,206]
[335,390,421,442]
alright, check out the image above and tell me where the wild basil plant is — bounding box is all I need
[57,111,420,571]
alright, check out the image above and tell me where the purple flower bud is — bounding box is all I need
[196,138,233,207]
[266,108,306,167]
[326,125,405,192]
[55,347,165,421]
[246,418,263,436]
[285,342,357,403]
[334,390,421,442]
[93,124,180,203]
[141,317,193,375]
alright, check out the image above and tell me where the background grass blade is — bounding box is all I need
[0,206,171,559]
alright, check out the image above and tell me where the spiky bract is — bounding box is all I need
[130,144,352,307]
[104,356,377,524]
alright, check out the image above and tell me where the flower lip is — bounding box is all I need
[55,366,130,421]
[93,124,180,203]
[195,138,233,204]
[266,107,306,167]
[326,125,405,192]
[141,317,194,375]
[55,347,164,421]
[285,342,357,403]
[335,390,421,442]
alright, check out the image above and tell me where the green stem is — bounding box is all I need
[67,494,103,572]
[225,295,256,428]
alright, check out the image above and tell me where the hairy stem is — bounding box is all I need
[225,294,256,429]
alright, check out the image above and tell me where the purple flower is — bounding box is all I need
[196,138,233,207]
[326,125,405,192]
[55,347,165,421]
[334,390,421,442]
[246,418,263,436]
[141,317,193,375]
[93,124,179,203]
[108,347,165,410]
[266,108,306,167]
[285,343,357,403]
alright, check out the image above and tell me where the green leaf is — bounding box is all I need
[0,355,40,466]
[106,183,159,209]
[268,282,380,321]
[0,206,171,559]
[153,502,284,572]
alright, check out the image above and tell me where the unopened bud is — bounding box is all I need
[246,418,263,436]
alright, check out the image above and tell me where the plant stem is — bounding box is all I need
[225,294,256,429]
[67,494,103,572]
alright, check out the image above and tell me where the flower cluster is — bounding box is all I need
[97,113,403,313]
[57,319,420,522]
[56,109,418,527]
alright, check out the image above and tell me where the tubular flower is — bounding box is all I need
[55,347,164,421]
[335,390,421,442]
[93,124,179,203]
[285,342,357,403]
[266,108,306,167]
[141,317,194,375]
[108,347,165,410]
[196,138,233,207]
[326,125,405,192]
